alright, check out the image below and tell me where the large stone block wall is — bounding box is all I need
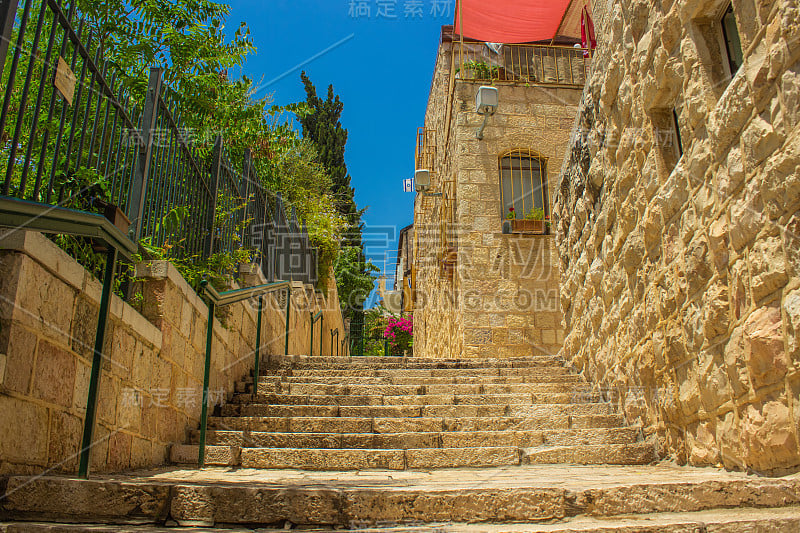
[414,42,465,358]
[414,40,581,358]
[451,83,578,357]
[0,230,344,474]
[555,0,800,473]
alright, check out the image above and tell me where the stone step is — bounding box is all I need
[229,392,601,406]
[6,506,800,532]
[260,377,585,395]
[207,414,626,433]
[255,381,590,395]
[246,372,583,388]
[279,358,564,371]
[522,443,656,465]
[190,427,640,449]
[170,445,523,470]
[221,402,615,419]
[288,367,572,378]
[4,468,800,527]
[270,355,559,367]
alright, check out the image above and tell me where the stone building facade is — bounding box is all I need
[555,0,800,473]
[413,28,586,358]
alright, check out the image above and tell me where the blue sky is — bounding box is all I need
[224,0,453,305]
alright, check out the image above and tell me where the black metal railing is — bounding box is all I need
[0,0,318,280]
[0,0,321,479]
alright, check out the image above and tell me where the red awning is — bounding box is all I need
[454,0,579,44]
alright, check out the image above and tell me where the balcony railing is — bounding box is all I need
[416,127,437,173]
[455,43,590,87]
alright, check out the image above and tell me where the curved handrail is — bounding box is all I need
[0,196,137,258]
[309,310,323,357]
[330,327,340,357]
[197,278,293,468]
[201,279,291,307]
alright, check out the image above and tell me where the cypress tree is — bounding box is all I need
[299,71,362,247]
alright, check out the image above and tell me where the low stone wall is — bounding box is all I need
[0,230,344,475]
[554,0,800,473]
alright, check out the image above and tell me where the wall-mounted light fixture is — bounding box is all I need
[414,169,442,197]
[476,86,499,140]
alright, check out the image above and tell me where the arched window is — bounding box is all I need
[498,150,548,220]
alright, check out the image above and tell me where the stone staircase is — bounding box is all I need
[2,355,800,531]
[170,355,654,469]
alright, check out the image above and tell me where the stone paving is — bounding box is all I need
[170,356,655,470]
[2,356,800,530]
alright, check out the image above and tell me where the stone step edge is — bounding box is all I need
[169,442,656,469]
[206,414,627,432]
[191,427,640,440]
[4,506,800,532]
[4,476,800,527]
[230,392,600,404]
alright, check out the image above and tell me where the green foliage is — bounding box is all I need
[525,207,545,221]
[460,60,500,80]
[4,0,352,303]
[300,72,373,312]
[298,72,362,247]
[362,306,388,356]
[270,139,345,291]
[334,246,379,318]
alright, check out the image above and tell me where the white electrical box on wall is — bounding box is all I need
[476,86,499,115]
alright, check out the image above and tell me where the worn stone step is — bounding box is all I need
[249,372,583,387]
[5,469,800,527]
[270,355,559,367]
[283,359,563,371]
[7,506,800,532]
[229,392,594,407]
[170,444,240,466]
[288,366,571,378]
[207,414,626,434]
[240,447,408,470]
[222,402,614,419]
[229,393,386,406]
[420,403,614,418]
[191,427,640,450]
[522,442,656,465]
[236,446,521,470]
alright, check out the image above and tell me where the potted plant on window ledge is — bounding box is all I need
[510,207,545,234]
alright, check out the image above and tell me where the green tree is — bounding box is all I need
[334,246,379,318]
[299,72,375,317]
[2,0,346,294]
[298,71,363,247]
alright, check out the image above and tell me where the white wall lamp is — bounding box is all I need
[476,86,499,140]
[414,169,442,197]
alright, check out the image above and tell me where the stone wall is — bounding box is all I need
[555,0,800,473]
[0,230,344,475]
[413,38,581,358]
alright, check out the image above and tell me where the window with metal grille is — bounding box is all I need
[721,4,743,76]
[498,150,548,220]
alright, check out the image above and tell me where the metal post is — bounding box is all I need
[204,136,223,259]
[128,68,163,241]
[309,312,314,357]
[198,299,215,468]
[0,0,19,83]
[252,296,263,399]
[384,338,389,357]
[284,287,290,356]
[78,247,117,478]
